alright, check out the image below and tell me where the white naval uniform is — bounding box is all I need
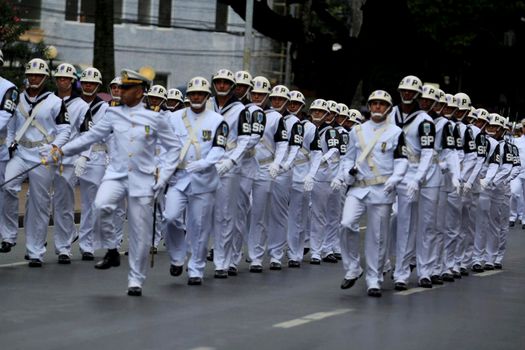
[247,108,288,267]
[393,109,434,284]
[211,96,251,271]
[52,93,90,256]
[164,108,227,279]
[287,119,322,263]
[267,112,302,265]
[310,123,341,261]
[2,89,70,260]
[76,96,109,255]
[339,119,408,290]
[0,77,18,233]
[510,135,525,222]
[230,104,265,268]
[62,102,180,288]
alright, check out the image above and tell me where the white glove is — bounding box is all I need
[215,159,235,176]
[452,177,462,195]
[438,161,448,173]
[74,156,88,177]
[186,160,209,173]
[383,178,396,194]
[38,144,54,162]
[269,163,280,179]
[330,178,343,191]
[281,163,291,173]
[406,180,419,203]
[479,178,490,191]
[303,175,315,192]
[152,179,167,200]
[463,181,472,194]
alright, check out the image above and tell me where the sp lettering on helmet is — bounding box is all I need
[269,85,290,100]
[80,68,103,84]
[187,77,211,94]
[54,63,77,80]
[398,75,423,93]
[454,92,471,111]
[234,71,253,87]
[309,99,329,113]
[25,58,50,76]
[251,76,271,94]
[289,90,305,104]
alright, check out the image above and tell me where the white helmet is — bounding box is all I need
[54,63,77,80]
[167,88,184,103]
[25,58,50,76]
[186,76,211,94]
[420,85,439,101]
[337,103,350,117]
[368,90,393,106]
[505,117,512,131]
[0,49,3,66]
[148,85,167,100]
[309,99,330,113]
[110,76,121,86]
[454,92,471,111]
[289,90,305,104]
[437,88,446,103]
[516,123,523,130]
[445,93,458,108]
[251,76,271,94]
[80,67,102,84]
[348,109,362,123]
[398,75,422,103]
[234,70,253,87]
[474,108,490,123]
[326,100,339,114]
[212,68,235,96]
[269,85,290,100]
[488,113,506,127]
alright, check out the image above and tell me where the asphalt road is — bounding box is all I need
[1,226,524,350]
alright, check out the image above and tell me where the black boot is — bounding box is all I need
[94,249,120,269]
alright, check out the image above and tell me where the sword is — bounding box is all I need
[0,160,45,188]
[150,168,160,268]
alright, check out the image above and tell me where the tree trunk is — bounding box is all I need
[93,0,114,87]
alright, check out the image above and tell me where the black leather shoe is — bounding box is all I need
[81,252,94,261]
[249,265,263,273]
[471,264,484,273]
[24,254,29,260]
[522,224,525,230]
[288,260,301,268]
[418,278,432,288]
[484,264,494,270]
[170,264,183,276]
[340,277,358,290]
[58,254,71,264]
[322,254,338,263]
[94,249,120,269]
[303,247,310,256]
[442,273,455,282]
[187,277,202,285]
[460,267,469,276]
[206,249,214,262]
[310,258,321,265]
[127,287,142,296]
[494,263,502,270]
[431,275,443,285]
[394,282,407,291]
[409,264,416,272]
[228,266,238,276]
[509,220,515,227]
[245,257,252,263]
[367,288,382,297]
[214,269,228,279]
[28,259,42,267]
[334,253,342,260]
[269,262,282,270]
[0,241,15,253]
[452,270,462,279]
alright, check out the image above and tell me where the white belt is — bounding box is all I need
[294,157,309,165]
[407,153,439,164]
[0,137,5,145]
[226,141,237,151]
[91,143,107,152]
[243,149,256,159]
[258,156,273,166]
[354,175,389,187]
[18,136,54,149]
[177,160,188,170]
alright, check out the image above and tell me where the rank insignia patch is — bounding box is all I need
[202,129,212,141]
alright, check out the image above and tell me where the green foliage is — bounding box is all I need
[0,0,29,46]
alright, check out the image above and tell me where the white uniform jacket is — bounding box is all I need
[0,77,18,161]
[80,96,109,166]
[315,123,342,183]
[60,93,91,165]
[255,109,288,180]
[292,119,322,183]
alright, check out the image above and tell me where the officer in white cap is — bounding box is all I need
[52,68,181,296]
[164,76,228,286]
[0,58,71,264]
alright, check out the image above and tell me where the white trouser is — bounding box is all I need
[415,186,439,281]
[322,188,343,257]
[213,173,241,270]
[247,178,272,265]
[458,191,479,269]
[154,194,166,248]
[1,156,55,260]
[473,190,499,265]
[164,187,215,278]
[267,172,292,263]
[78,164,106,254]
[509,178,524,221]
[231,176,253,267]
[432,188,448,276]
[341,194,390,290]
[114,198,126,249]
[383,201,397,273]
[310,181,331,260]
[52,165,77,255]
[443,190,462,273]
[394,184,419,283]
[0,160,7,233]
[94,179,152,288]
[287,184,309,262]
[496,189,511,264]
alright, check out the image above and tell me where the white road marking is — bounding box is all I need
[472,270,503,277]
[188,347,215,350]
[273,308,353,329]
[0,261,28,268]
[395,285,445,296]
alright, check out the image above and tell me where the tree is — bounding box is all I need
[93,0,115,86]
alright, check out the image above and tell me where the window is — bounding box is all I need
[138,0,151,26]
[80,0,96,23]
[158,0,172,27]
[65,0,122,24]
[15,0,41,25]
[65,0,78,21]
[154,73,168,88]
[114,0,123,24]
[215,1,228,32]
